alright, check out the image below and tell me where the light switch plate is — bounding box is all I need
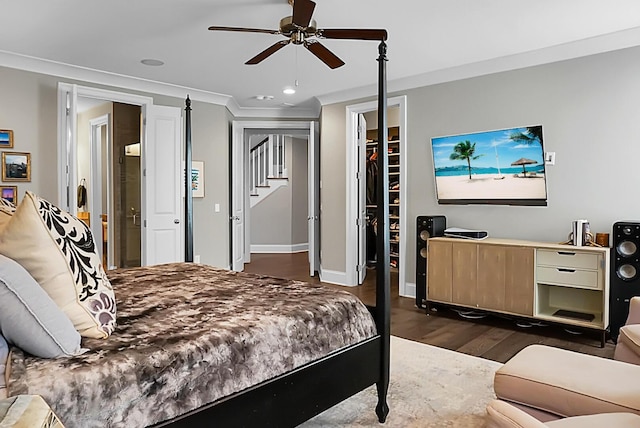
[544,152,556,165]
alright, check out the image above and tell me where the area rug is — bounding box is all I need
[301,336,502,427]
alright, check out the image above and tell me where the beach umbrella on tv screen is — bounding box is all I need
[510,157,537,176]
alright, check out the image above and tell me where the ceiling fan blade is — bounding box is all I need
[208,26,280,35]
[318,28,388,41]
[304,41,345,69]
[245,40,291,65]
[292,0,316,28]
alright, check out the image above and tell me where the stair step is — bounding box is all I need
[250,193,259,197]
[255,185,270,188]
[266,176,289,180]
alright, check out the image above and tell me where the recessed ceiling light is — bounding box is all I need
[255,95,275,101]
[141,58,164,66]
[283,88,296,95]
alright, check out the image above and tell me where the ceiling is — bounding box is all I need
[2,0,640,116]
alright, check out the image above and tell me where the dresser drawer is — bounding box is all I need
[536,249,600,270]
[536,266,601,289]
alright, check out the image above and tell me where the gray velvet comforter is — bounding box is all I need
[7,263,377,427]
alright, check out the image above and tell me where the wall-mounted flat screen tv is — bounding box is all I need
[430,125,547,206]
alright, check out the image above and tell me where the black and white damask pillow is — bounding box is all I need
[0,191,116,339]
[0,198,16,230]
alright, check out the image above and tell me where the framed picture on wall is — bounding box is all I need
[2,152,31,182]
[0,130,14,148]
[0,186,17,203]
[191,161,205,198]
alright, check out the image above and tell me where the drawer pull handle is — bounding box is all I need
[557,251,576,256]
[557,268,576,273]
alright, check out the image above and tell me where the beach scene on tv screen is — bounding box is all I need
[431,125,547,201]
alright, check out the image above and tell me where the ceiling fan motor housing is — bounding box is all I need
[280,16,317,40]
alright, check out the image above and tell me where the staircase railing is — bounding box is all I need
[250,134,287,195]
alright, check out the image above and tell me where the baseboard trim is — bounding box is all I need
[251,243,308,254]
[402,282,416,299]
[319,268,351,286]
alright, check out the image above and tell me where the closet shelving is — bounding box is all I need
[366,126,401,270]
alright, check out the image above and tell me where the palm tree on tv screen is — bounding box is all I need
[509,126,543,145]
[449,140,483,180]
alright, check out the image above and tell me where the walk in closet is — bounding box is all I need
[365,107,401,271]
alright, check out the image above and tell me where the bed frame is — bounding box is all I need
[157,40,391,428]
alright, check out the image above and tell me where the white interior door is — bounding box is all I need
[357,114,367,284]
[231,121,245,271]
[308,121,320,276]
[89,115,109,265]
[143,104,183,265]
[57,84,78,212]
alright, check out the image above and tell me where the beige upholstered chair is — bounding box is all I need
[486,399,640,428]
[614,296,640,365]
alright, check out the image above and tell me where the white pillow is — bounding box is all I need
[0,334,7,399]
[0,192,116,338]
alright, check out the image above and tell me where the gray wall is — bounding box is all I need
[290,137,309,245]
[0,67,59,202]
[0,65,231,268]
[250,136,308,247]
[320,45,640,282]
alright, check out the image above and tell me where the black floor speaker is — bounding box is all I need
[416,215,446,309]
[609,221,640,341]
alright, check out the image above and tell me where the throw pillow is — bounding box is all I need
[0,254,82,358]
[0,191,116,339]
[0,335,7,399]
[0,198,16,230]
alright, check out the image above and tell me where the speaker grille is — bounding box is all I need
[609,221,640,341]
[419,230,431,241]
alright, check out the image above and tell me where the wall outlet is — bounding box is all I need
[544,152,556,165]
[214,203,220,213]
[194,255,201,263]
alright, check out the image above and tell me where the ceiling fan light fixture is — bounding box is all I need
[283,88,296,95]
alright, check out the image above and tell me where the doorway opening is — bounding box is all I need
[78,100,142,269]
[346,96,408,295]
[57,83,184,267]
[230,121,319,277]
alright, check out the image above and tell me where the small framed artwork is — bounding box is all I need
[0,186,17,203]
[0,130,14,149]
[191,160,205,198]
[2,152,31,182]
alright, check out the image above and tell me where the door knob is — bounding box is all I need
[174,219,180,224]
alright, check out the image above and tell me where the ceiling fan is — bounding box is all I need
[208,0,387,69]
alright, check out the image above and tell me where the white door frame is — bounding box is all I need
[88,114,112,267]
[230,120,318,272]
[345,96,409,295]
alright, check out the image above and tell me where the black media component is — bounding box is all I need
[609,221,640,342]
[415,215,446,309]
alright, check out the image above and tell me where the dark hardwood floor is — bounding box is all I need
[244,252,615,363]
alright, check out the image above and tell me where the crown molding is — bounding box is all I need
[225,96,320,119]
[316,26,640,106]
[0,49,321,118]
[0,49,232,106]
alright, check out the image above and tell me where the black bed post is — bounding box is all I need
[184,96,194,262]
[374,39,390,424]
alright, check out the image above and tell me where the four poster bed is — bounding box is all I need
[5,42,391,428]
